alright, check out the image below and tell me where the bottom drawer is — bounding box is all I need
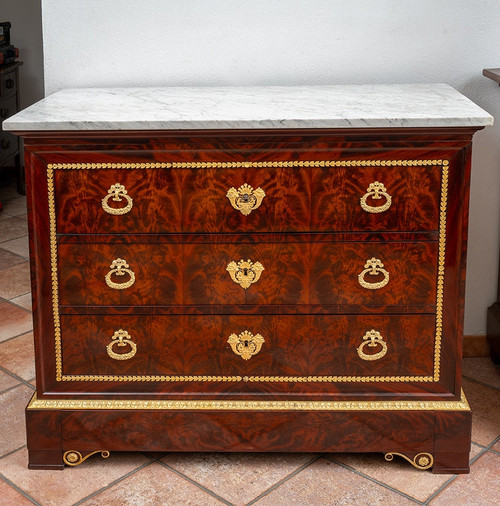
[60,314,435,382]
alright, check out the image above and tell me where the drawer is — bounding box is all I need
[58,241,437,307]
[58,244,183,306]
[59,314,436,380]
[0,69,16,98]
[0,130,18,163]
[0,95,17,122]
[53,161,442,234]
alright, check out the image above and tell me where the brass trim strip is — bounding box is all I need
[27,390,470,411]
[47,159,447,384]
[60,374,434,383]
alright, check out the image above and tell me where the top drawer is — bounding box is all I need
[52,159,443,234]
[0,69,17,98]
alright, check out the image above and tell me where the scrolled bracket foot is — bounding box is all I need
[63,450,110,467]
[384,451,434,470]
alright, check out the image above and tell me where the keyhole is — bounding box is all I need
[243,268,248,275]
[244,340,249,348]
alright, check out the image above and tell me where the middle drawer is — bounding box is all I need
[58,241,437,307]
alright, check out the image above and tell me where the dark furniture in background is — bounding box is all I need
[0,61,23,194]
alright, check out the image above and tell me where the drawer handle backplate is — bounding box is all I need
[228,330,265,360]
[226,183,266,216]
[106,329,137,360]
[227,259,264,289]
[357,329,388,361]
[105,258,136,290]
[102,183,133,215]
[358,257,389,290]
[360,181,392,213]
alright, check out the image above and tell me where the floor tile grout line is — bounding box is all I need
[422,447,493,505]
[468,446,489,467]
[324,455,425,505]
[0,295,32,314]
[486,434,500,448]
[4,294,32,310]
[0,329,33,345]
[0,246,28,263]
[0,444,27,461]
[245,455,322,506]
[422,475,460,505]
[157,460,234,506]
[462,375,500,391]
[0,472,40,506]
[71,458,156,506]
[0,365,36,391]
[0,232,30,245]
[0,381,24,396]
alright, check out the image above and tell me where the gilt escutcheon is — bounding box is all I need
[227,259,264,289]
[226,183,266,216]
[228,330,265,360]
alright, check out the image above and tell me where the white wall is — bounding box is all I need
[41,0,500,335]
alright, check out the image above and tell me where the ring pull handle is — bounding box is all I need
[227,259,264,289]
[226,183,266,216]
[360,181,392,213]
[105,258,136,290]
[357,329,388,361]
[102,183,133,215]
[228,330,265,360]
[106,329,137,360]
[358,257,389,290]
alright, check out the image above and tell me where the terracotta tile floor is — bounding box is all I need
[0,182,499,505]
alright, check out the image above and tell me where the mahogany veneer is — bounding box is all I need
[17,127,481,472]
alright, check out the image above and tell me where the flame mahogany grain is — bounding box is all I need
[20,127,480,472]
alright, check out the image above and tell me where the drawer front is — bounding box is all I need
[0,69,16,98]
[311,163,441,231]
[59,314,436,381]
[0,95,17,122]
[58,244,183,306]
[0,130,18,163]
[53,160,442,234]
[58,241,437,307]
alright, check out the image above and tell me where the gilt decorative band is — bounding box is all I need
[226,183,266,216]
[102,183,133,215]
[358,257,389,290]
[228,330,265,360]
[227,259,264,289]
[357,330,388,361]
[360,181,392,213]
[106,329,137,361]
[105,258,136,290]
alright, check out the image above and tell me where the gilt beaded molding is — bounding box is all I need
[46,159,448,384]
[27,389,470,411]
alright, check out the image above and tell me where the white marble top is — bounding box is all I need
[3,84,493,131]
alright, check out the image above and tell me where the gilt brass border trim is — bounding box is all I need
[47,159,448,384]
[27,389,470,411]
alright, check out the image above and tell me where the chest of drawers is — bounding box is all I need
[4,85,492,473]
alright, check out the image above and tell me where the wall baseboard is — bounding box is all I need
[463,335,490,357]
